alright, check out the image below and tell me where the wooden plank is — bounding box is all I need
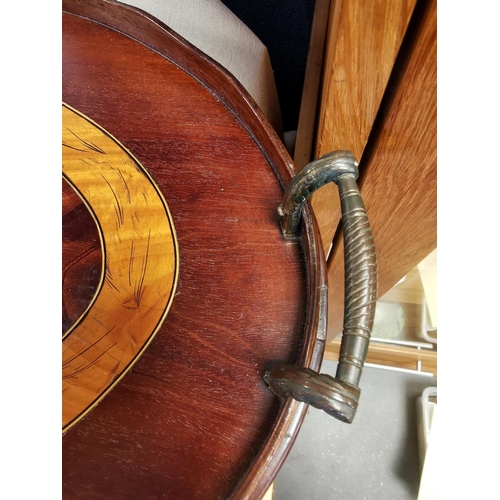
[326,0,437,340]
[293,0,332,171]
[325,341,437,376]
[310,0,417,256]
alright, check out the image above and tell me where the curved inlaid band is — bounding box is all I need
[62,104,179,432]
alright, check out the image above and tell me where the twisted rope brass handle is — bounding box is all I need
[265,151,377,423]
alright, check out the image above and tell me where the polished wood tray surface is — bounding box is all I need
[62,1,325,499]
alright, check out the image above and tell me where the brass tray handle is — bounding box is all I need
[265,151,378,423]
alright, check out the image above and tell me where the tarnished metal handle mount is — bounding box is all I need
[265,150,378,424]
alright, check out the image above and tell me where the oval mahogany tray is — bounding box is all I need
[62,1,326,499]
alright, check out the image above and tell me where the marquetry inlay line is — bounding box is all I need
[62,103,179,433]
[62,175,106,341]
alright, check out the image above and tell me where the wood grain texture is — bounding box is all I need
[62,1,326,498]
[62,104,179,431]
[326,0,437,340]
[310,0,417,256]
[325,341,437,376]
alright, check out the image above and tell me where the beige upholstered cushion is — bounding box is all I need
[118,0,283,136]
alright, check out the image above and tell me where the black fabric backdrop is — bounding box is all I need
[221,0,316,133]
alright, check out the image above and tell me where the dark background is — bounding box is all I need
[221,0,316,133]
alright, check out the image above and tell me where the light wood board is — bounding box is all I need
[326,0,437,340]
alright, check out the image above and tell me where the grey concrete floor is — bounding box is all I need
[273,360,437,500]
